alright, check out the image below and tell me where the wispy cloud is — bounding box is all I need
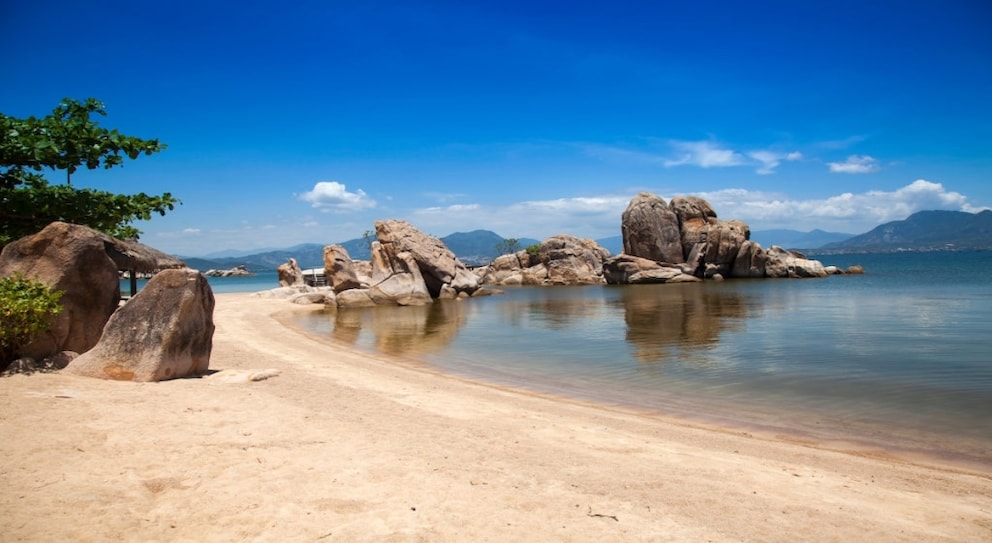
[299,181,377,212]
[749,150,803,175]
[663,141,746,168]
[828,155,880,174]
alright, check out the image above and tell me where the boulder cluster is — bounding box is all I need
[477,192,839,286]
[0,222,214,381]
[310,219,495,309]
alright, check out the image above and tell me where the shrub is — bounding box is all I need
[0,274,63,367]
[525,243,542,258]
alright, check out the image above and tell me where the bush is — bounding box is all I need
[525,243,542,258]
[0,274,63,367]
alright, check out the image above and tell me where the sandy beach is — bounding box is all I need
[1,293,989,542]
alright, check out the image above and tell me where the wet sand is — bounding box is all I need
[1,293,989,541]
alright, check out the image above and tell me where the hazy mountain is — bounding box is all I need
[817,210,992,253]
[181,230,540,271]
[750,229,855,250]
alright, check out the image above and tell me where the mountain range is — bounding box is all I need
[180,210,990,272]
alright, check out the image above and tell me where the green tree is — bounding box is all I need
[494,238,522,256]
[0,98,179,246]
[0,274,63,368]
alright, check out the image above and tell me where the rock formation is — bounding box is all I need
[0,222,121,359]
[368,242,432,305]
[374,220,481,298]
[322,245,362,292]
[65,269,215,382]
[621,193,684,264]
[205,264,254,278]
[606,192,832,283]
[478,235,610,286]
[276,258,303,286]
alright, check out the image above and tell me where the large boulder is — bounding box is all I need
[669,196,749,276]
[763,247,828,278]
[603,254,700,284]
[0,222,121,359]
[374,219,480,297]
[731,240,768,278]
[536,235,610,285]
[621,192,684,263]
[322,245,362,293]
[64,269,215,382]
[276,258,304,287]
[368,243,432,306]
[477,251,533,286]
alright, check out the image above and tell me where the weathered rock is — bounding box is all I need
[290,292,330,305]
[539,235,610,285]
[369,246,432,306]
[764,247,828,278]
[845,265,865,274]
[322,246,362,292]
[0,351,78,376]
[622,192,684,263]
[0,222,120,360]
[205,265,253,278]
[276,258,304,286]
[732,240,768,278]
[603,254,700,284]
[478,251,531,285]
[374,220,480,297]
[64,269,214,382]
[336,288,377,308]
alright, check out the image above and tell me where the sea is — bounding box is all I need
[146,252,992,469]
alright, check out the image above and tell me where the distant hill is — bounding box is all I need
[817,210,992,253]
[750,229,854,250]
[182,230,541,271]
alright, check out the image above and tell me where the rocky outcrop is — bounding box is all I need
[622,193,684,264]
[374,220,481,298]
[205,265,253,278]
[368,242,432,306]
[64,269,215,382]
[603,254,701,284]
[763,247,828,278]
[323,245,362,293]
[478,235,610,286]
[0,222,121,360]
[276,259,303,286]
[610,192,832,283]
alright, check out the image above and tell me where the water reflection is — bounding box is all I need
[312,284,751,371]
[326,301,470,355]
[620,284,749,363]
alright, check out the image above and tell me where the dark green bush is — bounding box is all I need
[0,274,63,367]
[525,243,541,258]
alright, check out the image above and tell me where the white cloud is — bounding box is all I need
[182,228,201,235]
[299,181,377,212]
[749,150,803,175]
[828,155,880,174]
[664,141,746,168]
[695,179,981,232]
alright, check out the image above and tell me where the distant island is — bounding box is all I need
[180,209,991,272]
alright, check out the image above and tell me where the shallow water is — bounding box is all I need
[292,252,992,468]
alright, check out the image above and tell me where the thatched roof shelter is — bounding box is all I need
[102,237,187,275]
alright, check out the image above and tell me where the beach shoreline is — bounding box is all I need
[2,293,989,541]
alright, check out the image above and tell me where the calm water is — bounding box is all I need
[122,270,282,294]
[291,252,992,468]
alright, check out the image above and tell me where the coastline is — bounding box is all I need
[1,293,989,541]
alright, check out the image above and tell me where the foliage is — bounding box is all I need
[494,238,522,256]
[525,243,541,258]
[0,274,63,366]
[1,98,178,246]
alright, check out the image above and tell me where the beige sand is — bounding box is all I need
[1,293,989,542]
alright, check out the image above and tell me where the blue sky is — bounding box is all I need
[3,1,990,256]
